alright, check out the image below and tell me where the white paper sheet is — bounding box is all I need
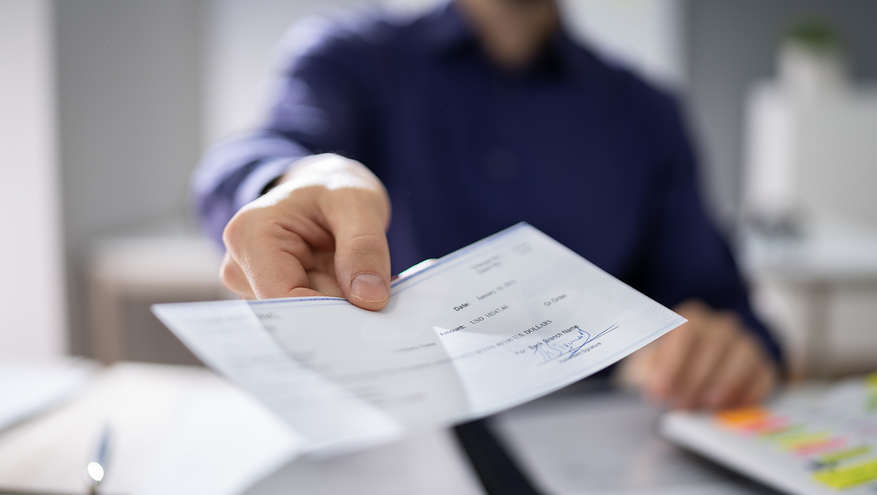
[0,363,303,495]
[0,359,93,432]
[153,223,685,455]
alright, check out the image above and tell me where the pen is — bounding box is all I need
[85,424,112,495]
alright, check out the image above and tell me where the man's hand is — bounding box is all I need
[621,300,778,410]
[220,154,392,310]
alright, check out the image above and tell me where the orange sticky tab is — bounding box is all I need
[716,407,771,428]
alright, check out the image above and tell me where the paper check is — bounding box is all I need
[153,223,684,455]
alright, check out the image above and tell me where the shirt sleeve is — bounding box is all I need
[630,96,784,368]
[190,20,380,245]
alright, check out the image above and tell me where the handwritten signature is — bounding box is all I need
[533,323,618,364]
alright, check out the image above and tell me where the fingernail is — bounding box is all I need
[351,274,388,302]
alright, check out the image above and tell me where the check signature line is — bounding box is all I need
[536,323,619,365]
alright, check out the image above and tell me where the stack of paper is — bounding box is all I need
[0,359,93,431]
[0,363,301,495]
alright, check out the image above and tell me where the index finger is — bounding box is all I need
[223,204,333,299]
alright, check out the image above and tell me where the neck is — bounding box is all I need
[455,0,559,70]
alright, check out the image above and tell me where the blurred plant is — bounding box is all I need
[783,19,841,51]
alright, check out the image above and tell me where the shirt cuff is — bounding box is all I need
[233,157,302,211]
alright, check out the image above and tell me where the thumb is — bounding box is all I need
[324,189,392,311]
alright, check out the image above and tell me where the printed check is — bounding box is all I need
[153,223,685,455]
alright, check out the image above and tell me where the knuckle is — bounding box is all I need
[737,332,761,358]
[222,209,256,248]
[715,321,736,339]
[677,299,708,317]
[279,230,308,252]
[219,256,236,284]
[344,232,389,255]
[718,310,742,331]
[264,218,290,238]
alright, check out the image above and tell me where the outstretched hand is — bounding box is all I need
[621,300,779,410]
[220,154,393,311]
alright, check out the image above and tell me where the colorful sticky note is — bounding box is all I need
[793,436,846,456]
[814,458,877,489]
[716,407,771,428]
[817,445,873,466]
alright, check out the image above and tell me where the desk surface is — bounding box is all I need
[0,362,483,495]
[0,363,780,495]
[491,386,781,495]
[245,384,782,495]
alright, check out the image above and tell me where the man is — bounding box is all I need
[193,0,781,410]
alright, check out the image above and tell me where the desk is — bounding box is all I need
[491,385,781,495]
[0,363,779,494]
[245,427,482,495]
[0,362,482,495]
[247,384,783,495]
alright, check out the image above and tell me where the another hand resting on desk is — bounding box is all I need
[620,300,779,410]
[220,153,392,310]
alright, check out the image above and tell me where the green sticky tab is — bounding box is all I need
[818,445,873,465]
[777,431,829,450]
[759,424,805,441]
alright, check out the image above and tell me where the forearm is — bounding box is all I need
[191,131,312,245]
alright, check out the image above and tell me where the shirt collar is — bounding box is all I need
[421,1,476,57]
[421,1,587,78]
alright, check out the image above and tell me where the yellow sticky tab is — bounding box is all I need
[865,372,877,389]
[776,431,830,450]
[814,458,877,489]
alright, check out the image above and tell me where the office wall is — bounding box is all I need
[202,0,386,145]
[560,0,685,89]
[54,0,205,355]
[0,0,67,359]
[685,0,877,228]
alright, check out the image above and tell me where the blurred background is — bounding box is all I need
[2,0,876,377]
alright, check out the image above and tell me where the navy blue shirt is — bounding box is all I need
[192,3,783,364]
